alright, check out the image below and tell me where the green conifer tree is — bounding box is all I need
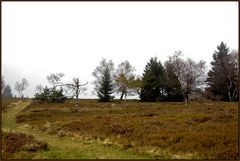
[97,66,115,102]
[140,57,165,102]
[206,42,238,101]
[164,62,184,101]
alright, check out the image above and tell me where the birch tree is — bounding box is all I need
[14,78,29,98]
[114,60,136,101]
[46,73,88,110]
[167,51,206,105]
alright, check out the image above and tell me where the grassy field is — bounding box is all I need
[2,98,239,159]
[2,99,154,159]
[1,98,23,111]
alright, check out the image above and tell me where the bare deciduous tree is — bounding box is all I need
[35,84,44,94]
[47,73,65,87]
[65,77,88,111]
[14,78,29,98]
[46,73,88,111]
[167,51,206,105]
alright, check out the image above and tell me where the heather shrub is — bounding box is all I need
[2,131,48,159]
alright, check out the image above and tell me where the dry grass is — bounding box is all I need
[15,99,238,159]
[2,98,23,111]
[2,131,48,159]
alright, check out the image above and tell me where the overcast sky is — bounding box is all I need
[2,2,238,98]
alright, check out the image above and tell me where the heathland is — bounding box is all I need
[1,98,238,159]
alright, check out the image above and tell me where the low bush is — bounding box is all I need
[33,86,67,103]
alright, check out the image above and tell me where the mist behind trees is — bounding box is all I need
[2,42,238,102]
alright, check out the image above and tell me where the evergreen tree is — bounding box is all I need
[140,57,165,102]
[206,42,238,101]
[92,58,115,102]
[164,62,184,101]
[97,66,115,102]
[49,87,66,103]
[34,86,66,103]
[2,84,13,98]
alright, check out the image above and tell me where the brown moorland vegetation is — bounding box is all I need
[2,131,48,159]
[2,98,24,111]
[15,99,238,159]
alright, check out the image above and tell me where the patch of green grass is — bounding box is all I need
[33,138,152,159]
[2,101,30,130]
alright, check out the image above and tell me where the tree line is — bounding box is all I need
[90,41,238,103]
[1,42,238,104]
[2,78,29,98]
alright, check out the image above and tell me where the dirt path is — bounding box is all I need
[2,101,153,159]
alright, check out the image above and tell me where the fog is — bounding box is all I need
[2,2,238,98]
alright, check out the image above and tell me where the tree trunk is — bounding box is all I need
[120,92,124,101]
[185,94,189,107]
[124,94,127,101]
[233,89,238,101]
[75,98,79,111]
[228,91,232,102]
[227,79,233,101]
[75,86,79,111]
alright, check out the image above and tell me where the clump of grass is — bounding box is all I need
[2,131,48,159]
